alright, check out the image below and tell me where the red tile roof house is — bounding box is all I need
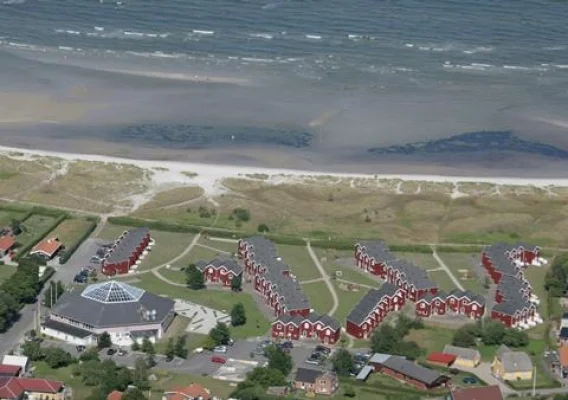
[163,383,211,400]
[426,353,456,368]
[368,353,451,390]
[0,365,20,378]
[450,385,503,400]
[29,237,63,260]
[195,258,243,287]
[0,235,15,258]
[272,313,341,344]
[482,243,542,329]
[238,236,311,317]
[0,377,64,400]
[102,227,152,276]
[345,283,405,339]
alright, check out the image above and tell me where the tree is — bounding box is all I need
[257,224,269,233]
[131,341,140,351]
[343,386,356,398]
[0,291,18,332]
[185,263,205,290]
[331,348,355,376]
[79,347,100,362]
[264,345,292,376]
[209,322,231,346]
[44,347,74,369]
[10,219,22,235]
[22,340,44,361]
[232,208,251,222]
[141,337,155,354]
[43,281,65,308]
[123,388,148,400]
[481,319,506,345]
[165,337,175,361]
[231,274,243,292]
[503,328,529,347]
[246,367,287,387]
[132,356,150,390]
[174,336,188,359]
[230,302,246,326]
[371,325,400,354]
[546,254,568,296]
[452,329,476,348]
[98,332,112,349]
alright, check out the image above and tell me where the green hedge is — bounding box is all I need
[59,220,98,264]
[0,203,68,218]
[108,216,203,234]
[14,214,67,261]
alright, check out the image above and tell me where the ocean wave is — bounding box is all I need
[552,64,568,69]
[443,62,550,73]
[463,46,494,54]
[192,29,214,35]
[305,34,322,40]
[249,33,273,40]
[544,45,566,51]
[2,0,25,4]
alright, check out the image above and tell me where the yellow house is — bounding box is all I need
[491,345,533,381]
[443,345,481,368]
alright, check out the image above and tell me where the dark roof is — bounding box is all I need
[195,257,242,275]
[42,318,94,338]
[561,327,568,339]
[273,312,341,331]
[448,289,485,305]
[451,385,503,400]
[382,356,446,386]
[492,296,533,316]
[295,368,324,384]
[346,283,399,326]
[420,291,447,303]
[386,259,437,290]
[243,236,310,312]
[104,227,149,265]
[51,283,174,329]
[356,240,395,262]
[483,244,521,277]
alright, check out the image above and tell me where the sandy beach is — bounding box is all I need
[1,144,568,200]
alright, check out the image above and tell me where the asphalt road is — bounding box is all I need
[0,238,104,357]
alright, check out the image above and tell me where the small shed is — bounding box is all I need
[355,366,374,381]
[426,352,456,367]
[1,355,30,373]
[0,364,21,377]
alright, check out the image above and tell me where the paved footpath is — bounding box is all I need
[431,246,465,291]
[306,241,339,316]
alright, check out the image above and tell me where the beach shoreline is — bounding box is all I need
[2,144,568,197]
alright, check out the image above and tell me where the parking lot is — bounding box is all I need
[57,238,110,285]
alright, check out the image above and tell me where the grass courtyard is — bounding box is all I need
[97,224,194,270]
[0,209,27,226]
[302,281,333,315]
[276,244,321,281]
[332,281,368,323]
[427,270,457,292]
[313,248,378,286]
[393,252,440,270]
[126,273,270,339]
[438,252,485,293]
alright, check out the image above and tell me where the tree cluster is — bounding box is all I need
[231,274,243,292]
[207,322,231,347]
[22,341,74,369]
[98,332,113,349]
[264,345,293,376]
[0,258,42,332]
[165,336,189,360]
[185,263,205,290]
[230,367,287,400]
[331,348,356,376]
[545,254,568,296]
[230,302,246,326]
[43,280,65,308]
[371,315,424,360]
[452,319,529,348]
[232,208,251,222]
[72,355,149,400]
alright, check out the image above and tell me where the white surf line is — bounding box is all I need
[431,246,465,291]
[306,241,339,316]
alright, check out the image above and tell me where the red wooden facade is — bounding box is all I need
[271,313,341,345]
[102,229,151,276]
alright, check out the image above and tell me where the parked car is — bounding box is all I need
[449,368,460,375]
[106,348,117,356]
[73,274,88,283]
[305,352,323,365]
[462,376,477,384]
[213,346,227,353]
[76,345,86,353]
[228,338,235,346]
[315,345,331,356]
[117,349,127,356]
[281,341,293,349]
[211,356,226,364]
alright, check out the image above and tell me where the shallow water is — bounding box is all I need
[0,0,568,173]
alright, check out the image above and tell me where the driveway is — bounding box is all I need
[454,362,513,395]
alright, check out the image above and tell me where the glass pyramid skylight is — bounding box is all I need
[81,281,145,304]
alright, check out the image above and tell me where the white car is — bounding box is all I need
[213,346,227,353]
[194,347,204,354]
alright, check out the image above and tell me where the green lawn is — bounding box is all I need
[276,244,321,281]
[314,249,378,286]
[339,374,448,399]
[406,326,455,356]
[302,281,333,315]
[185,245,224,264]
[47,218,94,249]
[198,237,237,254]
[0,209,26,225]
[126,274,270,339]
[155,315,207,355]
[97,224,194,270]
[332,281,368,324]
[17,214,58,246]
[393,252,440,270]
[438,253,485,293]
[159,267,187,285]
[33,361,93,400]
[0,265,16,284]
[427,270,457,291]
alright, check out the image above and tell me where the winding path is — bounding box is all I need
[306,241,339,316]
[151,233,202,286]
[431,246,465,291]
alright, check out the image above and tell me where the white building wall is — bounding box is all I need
[40,326,95,346]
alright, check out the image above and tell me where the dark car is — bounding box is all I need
[76,345,86,353]
[315,345,331,356]
[106,348,117,356]
[281,341,293,349]
[74,274,88,283]
[462,376,477,384]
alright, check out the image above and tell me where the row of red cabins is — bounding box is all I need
[347,241,486,339]
[238,236,341,345]
[195,257,243,287]
[101,227,152,276]
[482,242,542,328]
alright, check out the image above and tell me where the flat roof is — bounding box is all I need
[356,366,373,381]
[43,318,94,339]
